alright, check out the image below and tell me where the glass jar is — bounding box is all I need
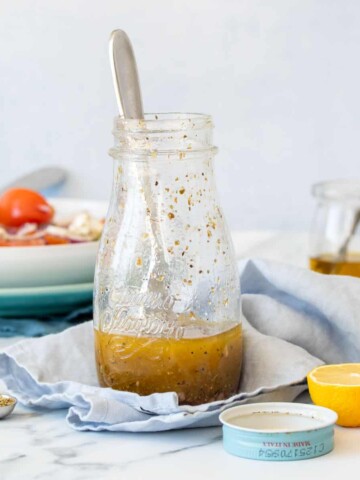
[94,113,242,405]
[309,180,360,276]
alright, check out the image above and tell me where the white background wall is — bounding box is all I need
[1,0,360,231]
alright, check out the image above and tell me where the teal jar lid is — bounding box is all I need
[219,402,337,461]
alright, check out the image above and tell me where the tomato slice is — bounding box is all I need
[0,238,46,247]
[44,234,70,245]
[0,188,54,227]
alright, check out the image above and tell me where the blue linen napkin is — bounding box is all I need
[0,305,92,337]
[1,258,360,432]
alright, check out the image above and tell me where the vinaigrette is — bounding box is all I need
[309,253,360,277]
[95,324,242,405]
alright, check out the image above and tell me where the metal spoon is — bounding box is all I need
[109,30,168,303]
[0,167,67,195]
[331,209,360,273]
[109,30,144,119]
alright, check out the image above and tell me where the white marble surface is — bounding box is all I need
[1,404,360,480]
[1,231,360,480]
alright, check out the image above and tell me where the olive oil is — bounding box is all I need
[310,253,360,277]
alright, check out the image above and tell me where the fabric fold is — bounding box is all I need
[1,258,359,432]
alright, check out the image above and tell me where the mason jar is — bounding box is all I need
[309,180,360,276]
[94,113,242,405]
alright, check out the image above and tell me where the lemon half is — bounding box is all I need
[307,364,360,427]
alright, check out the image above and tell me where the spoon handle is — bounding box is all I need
[109,30,144,119]
[339,211,360,257]
[0,167,67,195]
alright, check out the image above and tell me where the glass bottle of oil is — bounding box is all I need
[309,180,360,277]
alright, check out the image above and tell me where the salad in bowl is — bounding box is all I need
[0,188,103,246]
[0,189,108,288]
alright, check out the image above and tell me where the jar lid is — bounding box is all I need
[219,402,337,461]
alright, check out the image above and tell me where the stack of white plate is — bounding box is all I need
[0,198,108,317]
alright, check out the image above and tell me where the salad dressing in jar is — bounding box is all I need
[94,113,242,405]
[309,181,360,277]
